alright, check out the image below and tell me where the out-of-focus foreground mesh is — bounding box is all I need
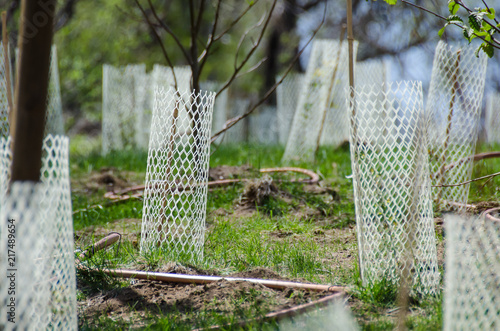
[0,135,77,330]
[349,81,439,296]
[140,88,214,261]
[426,41,488,212]
[443,213,500,331]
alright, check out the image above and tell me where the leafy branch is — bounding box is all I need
[384,0,500,57]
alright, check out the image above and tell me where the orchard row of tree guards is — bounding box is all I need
[0,7,499,327]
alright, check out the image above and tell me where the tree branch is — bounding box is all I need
[146,0,192,63]
[210,2,327,143]
[433,171,500,188]
[134,0,178,89]
[216,0,277,98]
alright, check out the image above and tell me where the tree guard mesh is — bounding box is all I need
[223,97,249,144]
[349,81,439,296]
[443,214,500,331]
[426,41,488,211]
[200,81,228,139]
[276,73,304,145]
[152,65,193,142]
[283,39,358,162]
[485,93,500,144]
[0,43,12,138]
[0,135,77,330]
[140,88,214,260]
[134,71,153,150]
[249,106,278,145]
[102,64,146,154]
[320,42,361,147]
[44,45,65,137]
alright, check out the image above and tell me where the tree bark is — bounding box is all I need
[10,0,56,183]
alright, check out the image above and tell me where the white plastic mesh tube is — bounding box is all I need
[0,43,12,138]
[223,97,249,144]
[320,42,361,147]
[102,64,146,153]
[276,73,304,145]
[349,81,439,296]
[140,88,214,260]
[152,65,193,142]
[44,45,65,137]
[249,106,278,145]
[484,93,500,144]
[443,214,500,331]
[134,70,153,150]
[0,135,77,330]
[426,41,488,211]
[200,81,228,139]
[283,39,358,162]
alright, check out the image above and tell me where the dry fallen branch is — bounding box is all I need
[433,171,500,188]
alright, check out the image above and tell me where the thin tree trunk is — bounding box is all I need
[10,0,56,184]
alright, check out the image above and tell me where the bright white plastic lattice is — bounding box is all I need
[102,64,146,153]
[276,73,304,145]
[349,81,439,296]
[443,214,500,331]
[249,106,278,145]
[44,45,65,136]
[484,93,500,144]
[283,39,358,162]
[426,41,488,212]
[140,88,214,260]
[0,135,77,330]
[134,70,153,150]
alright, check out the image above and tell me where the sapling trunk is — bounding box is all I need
[314,27,346,159]
[436,50,461,208]
[1,12,13,129]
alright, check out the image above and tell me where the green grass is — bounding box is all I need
[71,141,498,330]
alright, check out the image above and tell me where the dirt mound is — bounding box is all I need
[79,278,329,327]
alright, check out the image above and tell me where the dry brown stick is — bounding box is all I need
[483,207,500,222]
[78,232,122,260]
[102,167,320,201]
[434,171,500,188]
[433,151,500,179]
[436,50,461,207]
[1,12,13,126]
[315,25,346,159]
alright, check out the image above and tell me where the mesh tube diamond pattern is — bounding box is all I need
[443,214,500,331]
[140,88,214,260]
[44,45,65,136]
[276,73,303,145]
[485,93,500,144]
[283,39,358,162]
[349,81,439,295]
[0,135,77,330]
[426,41,488,211]
[0,43,12,138]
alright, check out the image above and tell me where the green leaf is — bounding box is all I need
[486,8,496,20]
[384,0,398,4]
[438,24,448,37]
[448,1,460,15]
[481,42,494,57]
[469,13,482,31]
[463,28,476,42]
